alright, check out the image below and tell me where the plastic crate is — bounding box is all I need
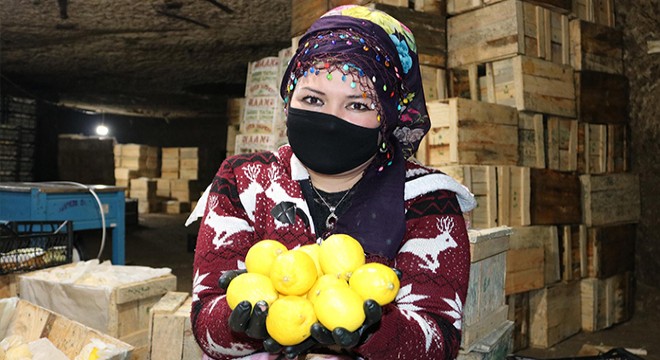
[0,220,73,274]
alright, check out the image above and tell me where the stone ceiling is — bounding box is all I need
[0,0,292,119]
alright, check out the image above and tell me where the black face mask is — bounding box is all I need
[287,107,380,175]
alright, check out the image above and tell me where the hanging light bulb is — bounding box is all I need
[96,112,110,136]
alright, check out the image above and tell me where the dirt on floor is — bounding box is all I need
[83,213,658,360]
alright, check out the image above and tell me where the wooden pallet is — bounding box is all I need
[448,0,569,67]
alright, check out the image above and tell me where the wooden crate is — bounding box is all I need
[441,165,498,229]
[577,123,607,174]
[518,112,546,169]
[586,224,636,278]
[165,200,191,215]
[0,273,19,298]
[580,173,640,226]
[447,0,571,15]
[581,272,634,332]
[149,292,203,360]
[530,168,581,225]
[572,0,615,27]
[607,124,629,173]
[226,97,245,126]
[420,65,448,102]
[506,226,560,295]
[448,0,569,67]
[529,280,581,348]
[171,179,202,203]
[575,71,629,124]
[451,56,575,117]
[506,292,529,352]
[545,116,578,172]
[463,227,511,351]
[558,224,587,282]
[497,166,531,227]
[457,320,514,360]
[19,267,177,359]
[569,19,623,75]
[0,298,133,359]
[418,98,519,166]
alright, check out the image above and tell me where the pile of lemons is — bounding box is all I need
[225,234,400,346]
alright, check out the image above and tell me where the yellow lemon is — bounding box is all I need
[307,274,349,305]
[349,262,400,306]
[319,234,365,280]
[225,272,279,310]
[266,296,317,346]
[313,286,365,332]
[297,243,323,277]
[270,251,318,295]
[245,239,288,276]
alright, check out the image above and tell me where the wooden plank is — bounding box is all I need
[0,274,19,298]
[577,123,607,174]
[464,248,508,329]
[518,112,545,168]
[558,225,587,281]
[149,293,203,360]
[607,124,629,173]
[447,0,498,15]
[525,0,571,13]
[114,274,177,305]
[569,19,623,74]
[497,166,531,227]
[580,173,641,226]
[572,0,615,27]
[506,292,529,351]
[529,281,581,348]
[457,320,514,359]
[291,0,329,37]
[587,224,636,278]
[575,71,629,124]
[530,168,581,225]
[545,116,578,172]
[420,65,448,101]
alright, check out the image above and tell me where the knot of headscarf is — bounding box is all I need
[280,5,430,159]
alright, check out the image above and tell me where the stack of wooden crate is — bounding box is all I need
[225,97,245,158]
[157,147,205,214]
[435,0,638,352]
[114,143,160,196]
[1,95,37,181]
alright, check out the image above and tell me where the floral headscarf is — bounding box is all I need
[281,5,430,160]
[279,5,432,259]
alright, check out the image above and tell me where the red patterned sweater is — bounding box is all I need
[191,145,476,360]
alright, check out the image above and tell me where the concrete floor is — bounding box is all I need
[86,213,659,359]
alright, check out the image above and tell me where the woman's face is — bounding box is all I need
[290,69,380,129]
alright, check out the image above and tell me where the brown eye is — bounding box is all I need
[303,96,323,106]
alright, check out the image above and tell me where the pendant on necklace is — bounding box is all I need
[326,207,338,230]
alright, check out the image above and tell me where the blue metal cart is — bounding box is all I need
[0,182,126,265]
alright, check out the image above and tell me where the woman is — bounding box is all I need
[191,5,476,359]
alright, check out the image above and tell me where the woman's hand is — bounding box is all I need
[219,269,269,339]
[311,299,383,348]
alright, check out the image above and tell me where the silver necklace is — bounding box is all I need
[311,185,351,230]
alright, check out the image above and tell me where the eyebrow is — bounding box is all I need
[299,86,372,100]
